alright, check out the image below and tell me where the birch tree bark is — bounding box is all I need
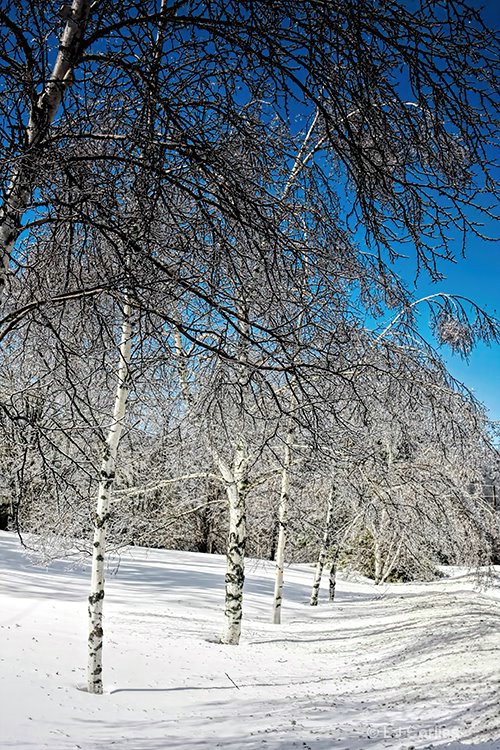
[173,327,193,409]
[310,482,336,606]
[372,525,404,585]
[379,535,404,585]
[271,423,294,624]
[329,559,337,602]
[219,448,249,645]
[373,532,383,585]
[173,317,250,645]
[87,301,132,694]
[0,0,91,295]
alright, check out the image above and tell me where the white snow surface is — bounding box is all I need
[1,530,499,750]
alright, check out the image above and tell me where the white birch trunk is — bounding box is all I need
[310,482,336,606]
[271,425,294,624]
[379,535,404,584]
[373,534,383,584]
[220,448,248,646]
[173,327,193,408]
[87,302,132,694]
[372,505,391,585]
[218,286,251,646]
[0,0,90,293]
[329,559,337,602]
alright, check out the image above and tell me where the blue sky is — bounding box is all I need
[364,231,499,421]
[412,241,500,421]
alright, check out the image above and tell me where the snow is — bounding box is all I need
[1,531,499,750]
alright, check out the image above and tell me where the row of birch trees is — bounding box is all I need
[0,0,499,693]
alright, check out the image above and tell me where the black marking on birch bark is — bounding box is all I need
[227,543,245,554]
[225,568,244,582]
[89,590,104,604]
[225,603,243,612]
[89,625,103,640]
[225,590,244,600]
[102,470,115,479]
[224,609,242,620]
[94,512,110,527]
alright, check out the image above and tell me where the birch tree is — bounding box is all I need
[340,349,497,582]
[169,324,283,645]
[310,482,337,607]
[271,420,294,624]
[87,300,132,694]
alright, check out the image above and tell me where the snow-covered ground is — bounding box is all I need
[1,531,499,750]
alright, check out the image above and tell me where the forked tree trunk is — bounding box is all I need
[310,482,336,606]
[174,323,250,645]
[220,448,248,645]
[87,302,132,694]
[218,119,320,639]
[271,424,294,624]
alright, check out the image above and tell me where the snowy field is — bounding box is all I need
[1,530,499,750]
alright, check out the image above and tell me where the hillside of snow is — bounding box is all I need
[1,530,499,750]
